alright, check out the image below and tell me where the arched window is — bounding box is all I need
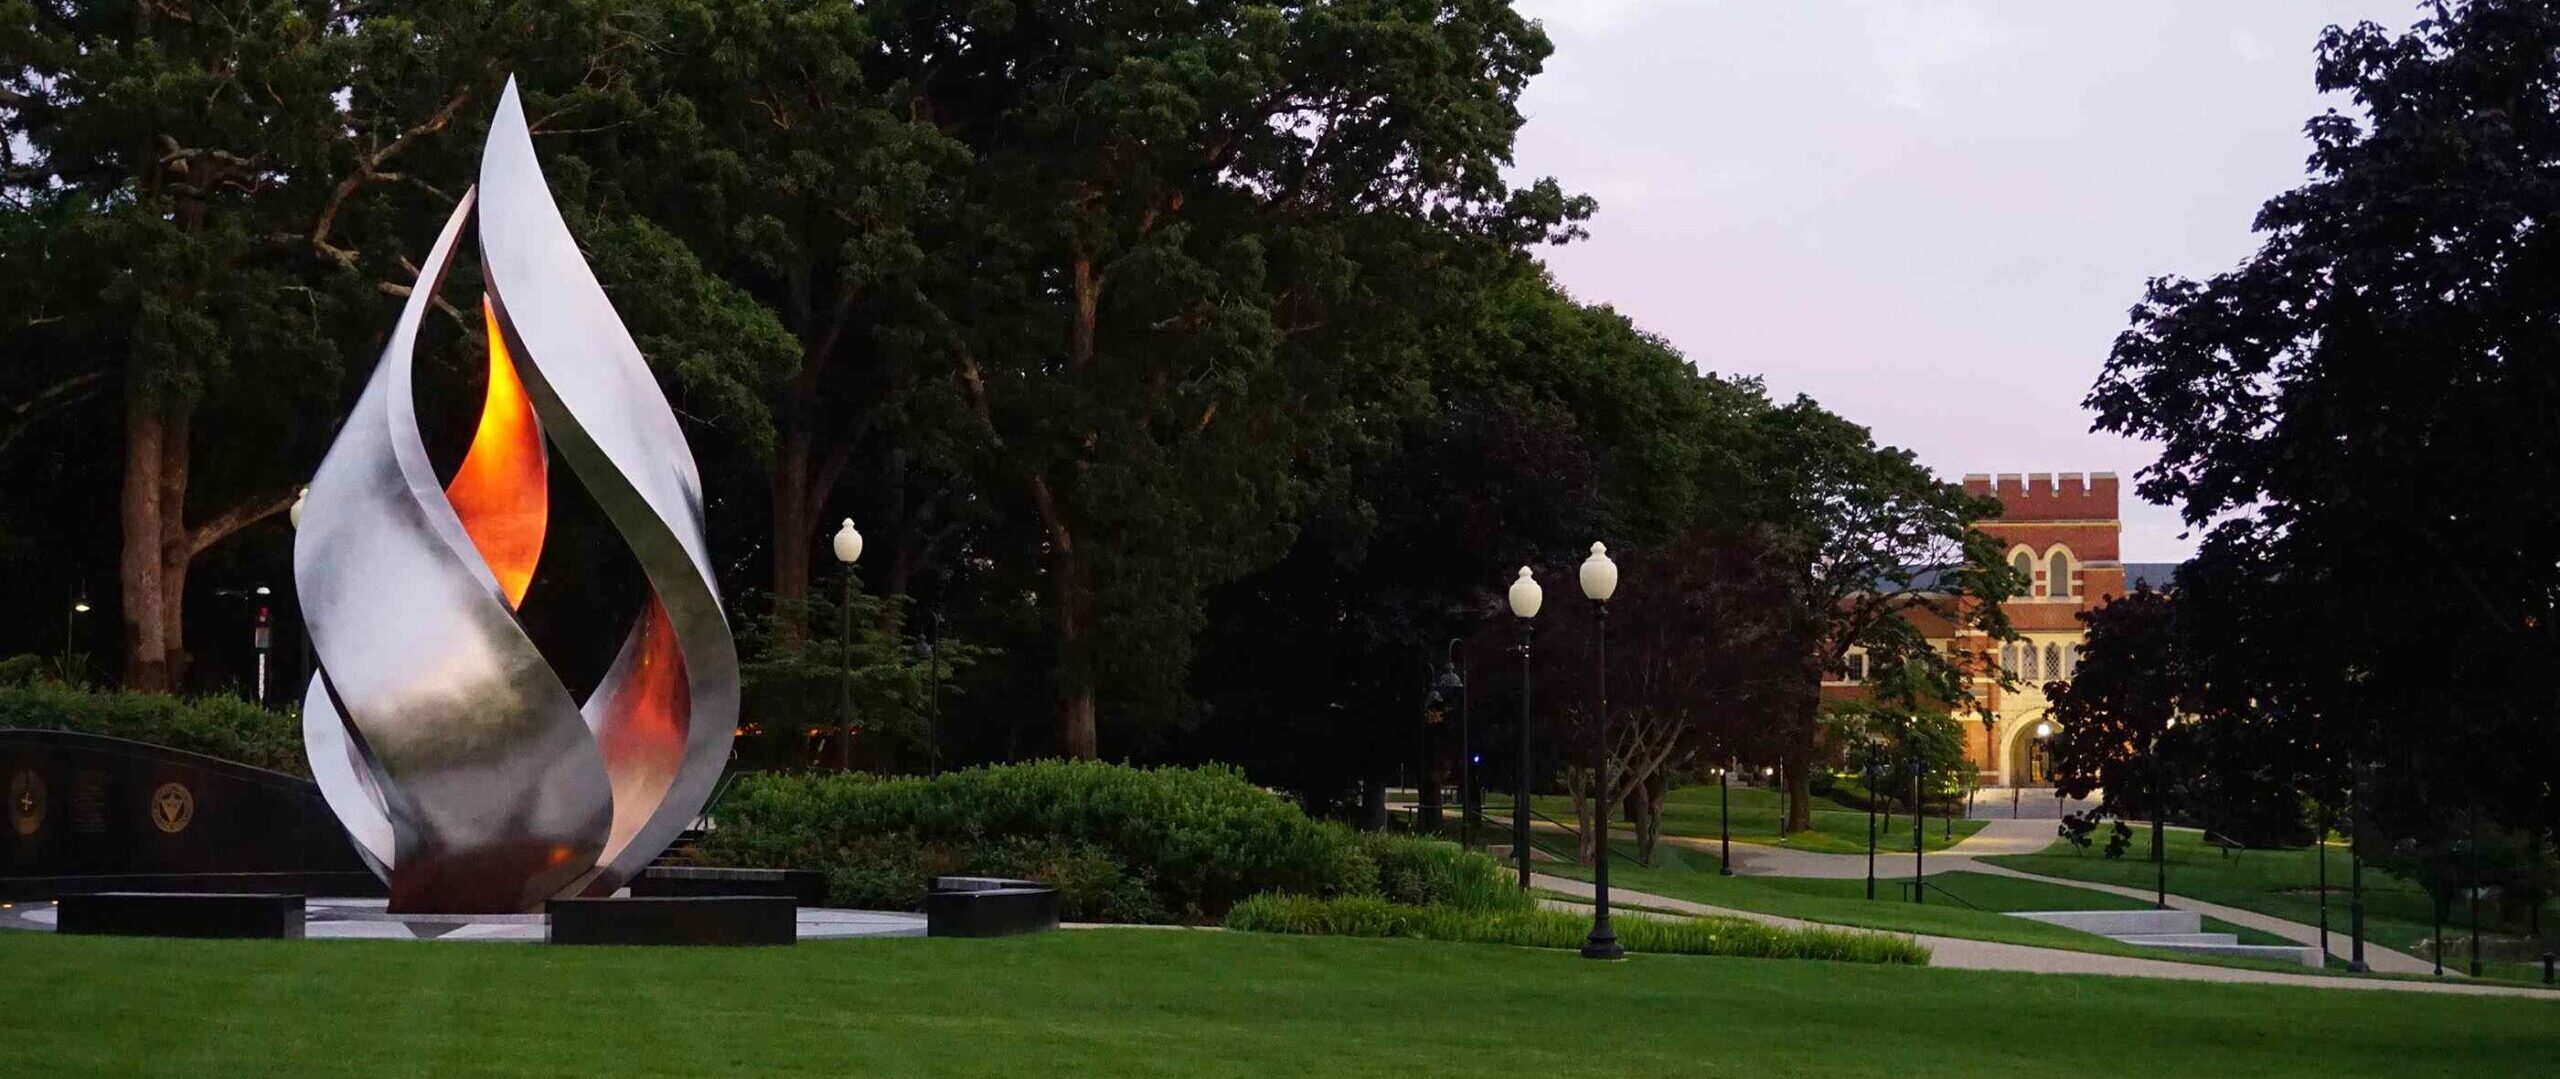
[2022,642,2039,681]
[1999,643,2017,677]
[2065,644,2081,678]
[2011,550,2035,595]
[2044,643,2062,680]
[2047,548,2073,599]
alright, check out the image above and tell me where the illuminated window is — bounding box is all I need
[1844,652,1867,683]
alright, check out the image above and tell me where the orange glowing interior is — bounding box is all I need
[445,297,548,608]
[596,593,691,857]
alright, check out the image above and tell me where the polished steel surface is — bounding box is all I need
[295,79,739,913]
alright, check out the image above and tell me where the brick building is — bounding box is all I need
[1822,471,2178,788]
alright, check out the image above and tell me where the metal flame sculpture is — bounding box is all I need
[295,81,738,913]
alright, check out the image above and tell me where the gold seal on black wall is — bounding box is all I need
[150,782,194,834]
[8,769,42,836]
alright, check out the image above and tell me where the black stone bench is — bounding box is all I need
[546,896,795,946]
[924,876,1059,938]
[627,866,826,906]
[57,892,305,939]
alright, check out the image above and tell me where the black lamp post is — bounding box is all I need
[1717,759,1733,876]
[2347,754,2369,973]
[1863,741,1881,900]
[1436,639,1472,849]
[2468,801,2483,978]
[1508,567,1542,891]
[1910,748,1926,904]
[2152,719,2170,910]
[831,518,863,770]
[923,606,942,776]
[1578,542,1622,961]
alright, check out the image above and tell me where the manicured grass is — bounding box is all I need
[5,928,2555,1078]
[1525,781,1984,856]
[1544,844,2320,973]
[1984,830,2560,982]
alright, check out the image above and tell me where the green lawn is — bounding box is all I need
[1545,842,2328,973]
[1983,830,2560,982]
[4,928,2554,1078]
[1524,781,1984,856]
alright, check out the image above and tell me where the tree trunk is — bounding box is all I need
[1051,543,1098,759]
[1787,758,1813,833]
[1567,768,1596,866]
[156,403,192,687]
[770,424,814,647]
[120,383,170,692]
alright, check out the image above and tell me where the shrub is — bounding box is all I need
[1355,832,1530,912]
[0,683,306,776]
[694,760,1376,922]
[1222,893,1929,965]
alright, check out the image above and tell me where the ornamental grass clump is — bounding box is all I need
[1222,893,1928,965]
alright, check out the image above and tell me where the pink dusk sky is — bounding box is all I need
[1508,1,2386,561]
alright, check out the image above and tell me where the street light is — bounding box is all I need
[1578,541,1622,961]
[831,518,863,771]
[2349,755,2369,973]
[288,488,314,692]
[64,593,88,678]
[1434,639,1471,849]
[1863,740,1883,900]
[1717,759,1733,876]
[1910,746,1926,904]
[1507,566,1542,891]
[2152,716,2173,910]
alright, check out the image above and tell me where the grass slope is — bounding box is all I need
[4,929,2553,1078]
[1526,782,1984,855]
[1544,844,2319,972]
[1984,830,2559,981]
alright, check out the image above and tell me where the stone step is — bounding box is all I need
[2012,909,2201,936]
[2115,932,2241,946]
[2112,938,2324,967]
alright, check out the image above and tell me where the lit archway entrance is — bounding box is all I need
[2004,722,2055,788]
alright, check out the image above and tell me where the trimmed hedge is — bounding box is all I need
[0,683,306,776]
[694,761,1386,922]
[1223,893,1931,965]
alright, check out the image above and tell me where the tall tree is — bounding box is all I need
[2088,0,2560,845]
[3,1,789,689]
[1745,400,2019,831]
[855,0,1588,755]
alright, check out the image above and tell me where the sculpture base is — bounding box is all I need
[545,896,795,946]
[628,866,826,906]
[924,877,1059,938]
[57,892,305,939]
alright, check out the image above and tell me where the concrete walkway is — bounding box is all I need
[1535,873,2550,999]
[1704,818,2438,975]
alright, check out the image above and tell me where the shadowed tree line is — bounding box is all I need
[2052,1,2560,939]
[0,1,2012,815]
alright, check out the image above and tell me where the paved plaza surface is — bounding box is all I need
[0,897,925,942]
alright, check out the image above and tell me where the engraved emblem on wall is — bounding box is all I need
[7,768,41,837]
[150,782,195,835]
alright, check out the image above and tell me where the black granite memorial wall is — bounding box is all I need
[2,728,376,901]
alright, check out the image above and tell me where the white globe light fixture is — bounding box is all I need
[2036,720,2053,738]
[1506,566,1543,619]
[1503,563,1542,894]
[1578,542,1618,603]
[288,486,308,530]
[831,518,864,565]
